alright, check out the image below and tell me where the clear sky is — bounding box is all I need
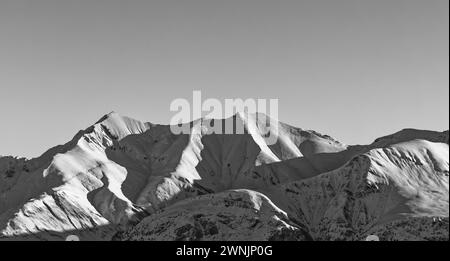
[0,0,448,158]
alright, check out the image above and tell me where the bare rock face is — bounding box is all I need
[0,112,448,241]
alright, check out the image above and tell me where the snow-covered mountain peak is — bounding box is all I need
[0,112,448,241]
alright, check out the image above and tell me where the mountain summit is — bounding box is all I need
[0,112,448,241]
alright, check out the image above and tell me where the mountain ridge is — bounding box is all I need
[0,112,448,241]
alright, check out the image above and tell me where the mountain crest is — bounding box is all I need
[0,112,448,241]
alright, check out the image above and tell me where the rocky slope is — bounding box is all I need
[0,112,448,241]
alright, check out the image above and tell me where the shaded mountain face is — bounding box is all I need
[0,112,448,241]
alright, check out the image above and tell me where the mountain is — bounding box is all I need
[0,112,448,241]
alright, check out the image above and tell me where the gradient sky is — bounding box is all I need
[0,0,448,158]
